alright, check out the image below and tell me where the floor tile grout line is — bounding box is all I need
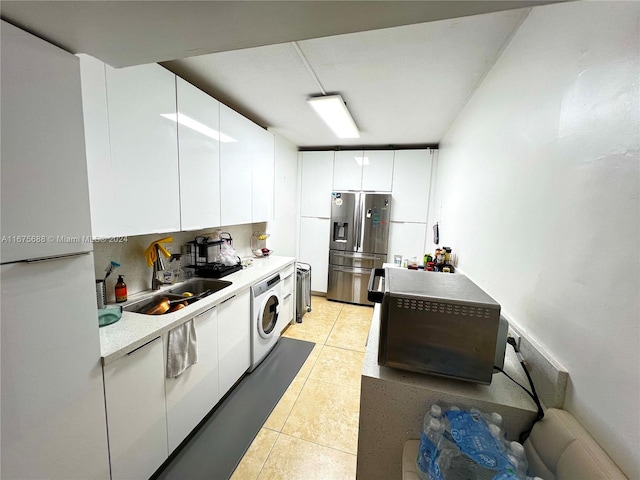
[276,431,359,458]
[254,429,281,480]
[241,298,368,478]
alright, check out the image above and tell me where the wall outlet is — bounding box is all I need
[508,328,522,351]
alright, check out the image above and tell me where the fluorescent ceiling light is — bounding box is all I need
[355,156,370,166]
[307,95,360,139]
[161,113,237,142]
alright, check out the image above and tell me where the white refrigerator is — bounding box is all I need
[1,21,110,479]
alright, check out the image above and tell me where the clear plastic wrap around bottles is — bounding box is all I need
[416,405,530,480]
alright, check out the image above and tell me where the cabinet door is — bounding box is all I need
[277,264,295,334]
[78,54,113,242]
[218,289,251,396]
[1,255,110,480]
[220,104,253,226]
[388,222,427,263]
[391,149,433,223]
[333,150,363,191]
[298,217,330,293]
[300,151,334,218]
[1,22,92,263]
[362,150,394,192]
[103,337,168,480]
[104,63,180,237]
[165,307,220,453]
[176,77,221,231]
[252,126,275,222]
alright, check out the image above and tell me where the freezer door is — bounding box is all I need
[329,192,359,251]
[329,250,387,269]
[327,265,375,306]
[1,253,110,479]
[359,193,392,254]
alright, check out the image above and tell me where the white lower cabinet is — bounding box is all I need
[278,265,295,334]
[103,337,168,480]
[298,217,330,293]
[164,307,220,453]
[388,222,427,263]
[217,289,251,396]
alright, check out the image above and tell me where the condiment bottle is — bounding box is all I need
[115,275,128,303]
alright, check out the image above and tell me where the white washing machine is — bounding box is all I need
[248,273,282,372]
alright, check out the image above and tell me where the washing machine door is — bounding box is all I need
[258,292,280,339]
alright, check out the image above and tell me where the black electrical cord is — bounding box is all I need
[494,336,545,443]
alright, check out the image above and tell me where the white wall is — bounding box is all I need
[428,2,640,477]
[267,131,299,257]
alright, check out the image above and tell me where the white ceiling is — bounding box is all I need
[1,1,562,147]
[164,10,529,147]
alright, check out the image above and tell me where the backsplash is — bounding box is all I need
[94,223,266,303]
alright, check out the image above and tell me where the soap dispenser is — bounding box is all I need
[115,275,128,303]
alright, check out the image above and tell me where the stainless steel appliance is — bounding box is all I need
[327,192,391,305]
[367,268,508,385]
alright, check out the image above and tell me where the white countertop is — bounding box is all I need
[99,255,295,365]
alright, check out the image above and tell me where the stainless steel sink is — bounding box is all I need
[168,278,232,296]
[122,278,232,315]
[123,293,186,314]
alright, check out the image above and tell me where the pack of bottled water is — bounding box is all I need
[416,404,541,480]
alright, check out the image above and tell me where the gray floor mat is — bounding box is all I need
[153,337,315,480]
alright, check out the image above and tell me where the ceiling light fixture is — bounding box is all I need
[291,42,360,140]
[306,95,360,139]
[161,113,237,142]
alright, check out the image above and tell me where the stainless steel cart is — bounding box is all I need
[296,262,312,323]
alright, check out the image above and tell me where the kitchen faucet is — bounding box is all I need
[151,244,166,290]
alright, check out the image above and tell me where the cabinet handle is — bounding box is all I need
[219,295,236,305]
[1,251,90,266]
[196,305,217,317]
[127,336,161,356]
[284,293,292,300]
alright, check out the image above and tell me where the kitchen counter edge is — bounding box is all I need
[99,256,296,365]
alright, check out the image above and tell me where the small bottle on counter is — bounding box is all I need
[115,275,128,303]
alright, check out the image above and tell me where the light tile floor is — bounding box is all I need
[230,296,373,480]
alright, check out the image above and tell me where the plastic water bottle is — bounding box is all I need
[487,412,503,428]
[428,404,444,422]
[416,418,445,480]
[508,441,528,478]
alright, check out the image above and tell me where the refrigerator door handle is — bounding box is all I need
[356,194,365,252]
[333,252,383,261]
[352,193,361,252]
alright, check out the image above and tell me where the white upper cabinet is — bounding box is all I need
[391,149,433,223]
[300,151,334,218]
[219,104,253,226]
[79,56,181,238]
[361,150,395,191]
[333,150,363,191]
[105,63,180,236]
[176,77,221,231]
[1,24,93,263]
[333,150,394,192]
[251,126,275,223]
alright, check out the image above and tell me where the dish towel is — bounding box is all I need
[166,319,199,378]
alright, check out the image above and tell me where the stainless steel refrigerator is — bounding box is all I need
[327,192,391,305]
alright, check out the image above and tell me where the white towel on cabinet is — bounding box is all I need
[166,319,198,378]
